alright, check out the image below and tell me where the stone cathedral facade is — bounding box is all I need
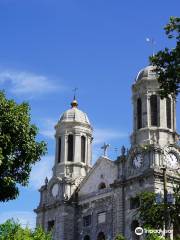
[35,65,180,240]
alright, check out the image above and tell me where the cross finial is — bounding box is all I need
[146,37,156,57]
[71,88,78,108]
[73,87,78,100]
[101,143,110,157]
[45,177,48,185]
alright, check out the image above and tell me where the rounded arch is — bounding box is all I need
[57,137,61,163]
[166,97,172,128]
[150,94,158,126]
[97,232,105,240]
[137,98,142,129]
[98,182,106,190]
[84,235,90,240]
[67,134,74,162]
[131,220,139,231]
[131,220,140,240]
[81,135,86,162]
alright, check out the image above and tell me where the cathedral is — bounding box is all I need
[34,65,180,240]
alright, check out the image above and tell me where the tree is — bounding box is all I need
[0,219,52,240]
[145,232,166,240]
[0,91,47,202]
[138,192,164,229]
[114,234,126,240]
[170,184,180,237]
[138,188,180,239]
[150,16,180,98]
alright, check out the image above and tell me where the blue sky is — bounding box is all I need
[0,0,179,229]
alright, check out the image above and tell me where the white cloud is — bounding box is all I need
[40,118,56,139]
[0,70,62,95]
[0,211,36,229]
[30,155,54,190]
[39,117,128,143]
[93,128,127,145]
[38,117,127,163]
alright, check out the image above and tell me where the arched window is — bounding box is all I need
[84,236,90,240]
[58,137,61,163]
[81,136,86,163]
[137,98,142,129]
[166,97,171,128]
[83,215,91,227]
[98,182,106,190]
[68,134,74,162]
[150,95,158,126]
[130,196,140,209]
[97,232,105,240]
[131,220,140,240]
[47,220,55,232]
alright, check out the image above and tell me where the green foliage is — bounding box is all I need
[150,16,180,98]
[170,184,180,237]
[144,232,165,240]
[0,219,52,240]
[114,234,126,240]
[139,188,180,238]
[138,192,164,229]
[0,91,47,202]
[0,148,3,166]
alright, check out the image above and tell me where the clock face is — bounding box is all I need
[133,154,143,168]
[51,183,59,197]
[166,153,178,169]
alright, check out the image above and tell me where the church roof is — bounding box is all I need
[77,156,116,193]
[135,65,157,82]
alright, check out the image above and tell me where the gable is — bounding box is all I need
[78,157,118,197]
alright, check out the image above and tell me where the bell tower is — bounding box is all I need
[131,65,178,148]
[35,98,93,239]
[125,65,180,240]
[53,97,93,181]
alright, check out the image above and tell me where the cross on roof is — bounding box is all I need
[73,87,78,100]
[101,143,110,157]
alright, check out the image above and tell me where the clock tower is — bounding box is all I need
[131,66,179,169]
[35,97,93,239]
[131,65,178,148]
[124,65,180,239]
[129,65,179,171]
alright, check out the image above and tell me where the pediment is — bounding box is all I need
[78,156,118,197]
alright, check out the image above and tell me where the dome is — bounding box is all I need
[59,106,90,125]
[135,65,157,82]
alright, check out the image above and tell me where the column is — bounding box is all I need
[160,98,166,128]
[62,134,67,164]
[74,134,81,163]
[172,97,176,131]
[146,93,150,128]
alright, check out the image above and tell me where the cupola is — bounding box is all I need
[131,65,177,147]
[53,97,93,181]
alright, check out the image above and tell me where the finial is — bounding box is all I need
[101,143,110,157]
[45,177,48,185]
[121,146,126,156]
[71,88,78,108]
[146,37,156,57]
